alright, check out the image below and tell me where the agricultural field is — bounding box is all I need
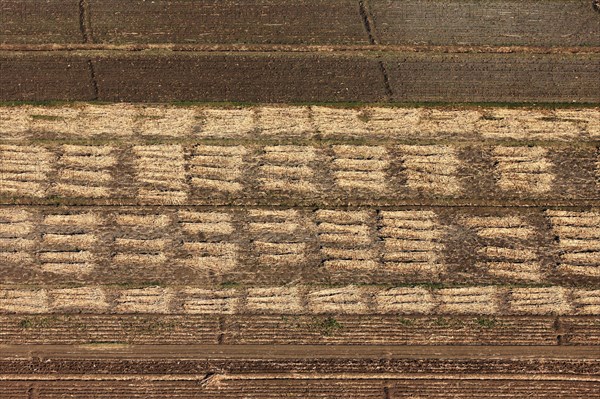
[1,104,600,397]
[1,0,600,103]
[1,0,600,397]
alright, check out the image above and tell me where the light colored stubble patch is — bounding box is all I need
[546,210,600,277]
[379,210,446,278]
[258,146,317,193]
[316,209,378,270]
[188,145,247,194]
[133,144,188,204]
[199,109,255,138]
[0,145,55,197]
[52,144,116,198]
[246,286,304,314]
[464,215,542,282]
[492,146,555,195]
[331,145,389,192]
[397,145,462,196]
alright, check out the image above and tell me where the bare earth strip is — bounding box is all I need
[3,0,600,48]
[371,0,600,47]
[2,52,600,102]
[0,0,82,45]
[89,0,369,45]
[1,379,599,399]
[0,346,599,398]
[0,345,600,374]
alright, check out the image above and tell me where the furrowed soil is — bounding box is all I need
[2,52,600,102]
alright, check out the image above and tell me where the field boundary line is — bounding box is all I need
[1,44,600,54]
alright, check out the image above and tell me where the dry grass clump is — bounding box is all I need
[189,145,247,193]
[42,233,99,249]
[437,286,499,314]
[418,109,480,136]
[572,289,600,315]
[181,242,238,272]
[259,146,316,193]
[316,210,376,270]
[308,286,368,314]
[332,145,389,191]
[315,209,371,224]
[113,252,167,266]
[254,241,306,266]
[136,107,196,137]
[181,288,238,314]
[467,215,541,281]
[397,145,462,195]
[115,287,173,313]
[366,107,420,136]
[380,210,445,276]
[258,106,313,137]
[200,109,254,137]
[312,107,369,137]
[376,287,436,314]
[133,145,188,203]
[492,146,554,194]
[249,209,301,234]
[0,145,54,197]
[53,145,116,197]
[0,288,48,313]
[509,287,571,315]
[49,287,108,311]
[178,211,234,235]
[44,212,102,227]
[115,213,170,227]
[546,210,600,277]
[246,286,303,314]
[249,209,307,266]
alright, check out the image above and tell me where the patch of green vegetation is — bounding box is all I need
[19,319,33,329]
[432,317,465,328]
[19,316,59,329]
[397,317,414,327]
[475,317,498,329]
[312,316,343,336]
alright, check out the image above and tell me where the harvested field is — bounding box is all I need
[2,204,600,285]
[1,104,599,396]
[3,105,600,205]
[2,104,599,141]
[3,0,600,391]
